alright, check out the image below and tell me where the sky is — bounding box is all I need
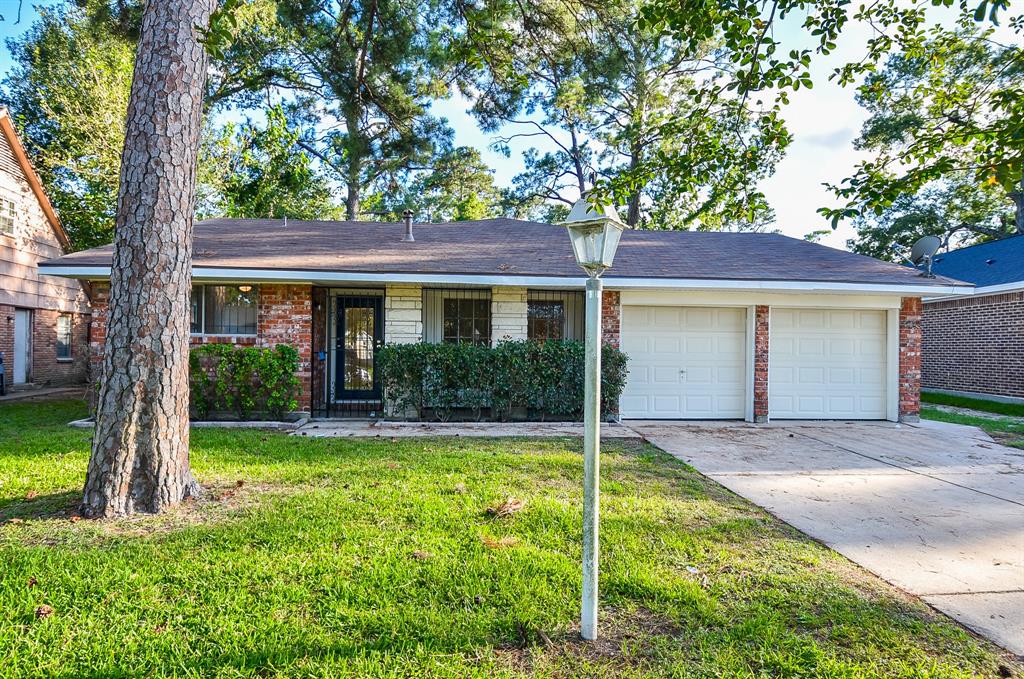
[0,1,898,251]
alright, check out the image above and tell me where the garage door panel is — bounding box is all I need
[621,305,747,419]
[770,308,887,419]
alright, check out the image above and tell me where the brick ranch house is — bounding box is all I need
[39,217,972,421]
[924,234,1023,401]
[0,107,91,389]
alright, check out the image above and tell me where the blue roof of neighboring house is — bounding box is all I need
[929,235,1024,287]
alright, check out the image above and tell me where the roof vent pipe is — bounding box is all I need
[402,209,415,242]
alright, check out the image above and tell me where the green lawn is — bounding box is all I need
[921,392,1024,448]
[922,391,1024,418]
[1,400,1018,678]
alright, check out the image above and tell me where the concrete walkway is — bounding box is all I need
[295,420,640,438]
[0,386,87,402]
[630,419,1024,656]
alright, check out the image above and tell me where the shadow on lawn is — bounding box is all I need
[0,490,80,522]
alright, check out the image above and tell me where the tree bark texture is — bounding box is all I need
[81,0,216,518]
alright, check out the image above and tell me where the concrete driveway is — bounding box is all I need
[630,419,1024,656]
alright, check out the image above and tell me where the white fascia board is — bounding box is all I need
[924,280,1024,302]
[37,264,975,296]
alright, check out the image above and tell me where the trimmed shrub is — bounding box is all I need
[189,344,300,420]
[378,340,628,421]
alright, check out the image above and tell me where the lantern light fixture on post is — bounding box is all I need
[561,195,627,642]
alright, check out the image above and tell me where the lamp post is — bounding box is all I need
[562,197,627,641]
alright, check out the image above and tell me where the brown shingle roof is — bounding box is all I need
[41,217,967,287]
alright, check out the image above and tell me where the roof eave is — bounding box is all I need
[37,263,975,297]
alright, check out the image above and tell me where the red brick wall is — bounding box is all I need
[30,308,89,386]
[922,290,1024,399]
[753,305,769,422]
[0,304,13,382]
[257,284,312,411]
[899,297,923,421]
[88,284,109,384]
[601,290,620,348]
[88,282,313,412]
[0,303,89,387]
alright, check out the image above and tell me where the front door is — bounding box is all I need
[335,296,384,401]
[13,309,31,384]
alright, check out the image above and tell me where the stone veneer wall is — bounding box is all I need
[898,297,923,421]
[491,286,527,345]
[384,284,423,343]
[922,290,1024,400]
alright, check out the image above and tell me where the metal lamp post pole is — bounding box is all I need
[581,273,603,641]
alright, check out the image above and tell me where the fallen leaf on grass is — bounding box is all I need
[6,518,24,525]
[27,577,37,588]
[481,535,520,549]
[68,515,81,523]
[35,605,53,619]
[486,498,524,519]
[411,550,433,560]
[235,480,245,488]
[25,490,38,500]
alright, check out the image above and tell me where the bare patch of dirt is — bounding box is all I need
[489,606,684,675]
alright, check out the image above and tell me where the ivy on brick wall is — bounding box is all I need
[189,344,300,420]
[378,340,628,421]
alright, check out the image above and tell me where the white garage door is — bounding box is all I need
[620,306,747,419]
[770,308,887,419]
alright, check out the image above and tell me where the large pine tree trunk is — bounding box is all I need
[81,0,216,518]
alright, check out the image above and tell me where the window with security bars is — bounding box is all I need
[191,285,257,335]
[527,290,584,341]
[423,288,491,345]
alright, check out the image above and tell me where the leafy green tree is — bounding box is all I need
[2,1,135,249]
[403,147,502,222]
[609,0,1016,236]
[827,25,1021,253]
[199,106,341,220]
[846,174,1015,262]
[462,0,782,229]
[220,0,456,220]
[825,21,1023,232]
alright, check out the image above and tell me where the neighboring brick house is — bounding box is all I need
[0,107,91,390]
[41,213,971,421]
[924,235,1024,401]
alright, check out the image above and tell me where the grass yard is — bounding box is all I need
[921,391,1024,449]
[1,400,1019,678]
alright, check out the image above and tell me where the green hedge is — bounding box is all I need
[189,344,300,420]
[377,340,628,421]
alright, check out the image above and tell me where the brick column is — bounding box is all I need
[601,290,620,348]
[258,284,313,412]
[88,283,110,386]
[899,297,923,422]
[753,305,770,422]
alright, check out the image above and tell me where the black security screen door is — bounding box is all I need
[335,296,384,400]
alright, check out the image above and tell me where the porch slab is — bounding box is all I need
[293,420,641,438]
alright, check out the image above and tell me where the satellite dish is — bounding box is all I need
[909,235,941,277]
